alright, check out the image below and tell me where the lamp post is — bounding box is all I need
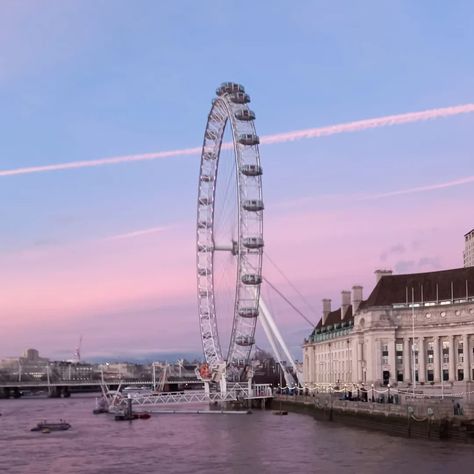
[371,383,375,402]
[388,383,391,403]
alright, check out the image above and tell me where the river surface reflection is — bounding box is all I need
[1,395,473,473]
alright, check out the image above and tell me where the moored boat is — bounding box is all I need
[31,420,71,432]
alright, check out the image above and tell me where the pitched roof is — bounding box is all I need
[315,305,353,330]
[360,266,474,309]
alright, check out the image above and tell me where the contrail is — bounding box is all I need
[1,103,473,178]
[102,225,170,241]
[357,175,474,200]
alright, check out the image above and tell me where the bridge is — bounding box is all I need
[0,378,204,398]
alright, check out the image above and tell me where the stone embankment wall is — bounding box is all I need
[273,394,474,443]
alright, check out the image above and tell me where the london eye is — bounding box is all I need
[196,82,264,379]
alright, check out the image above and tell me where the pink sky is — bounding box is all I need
[0,190,469,360]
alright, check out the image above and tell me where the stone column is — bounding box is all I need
[355,341,362,383]
[418,336,426,383]
[433,335,441,382]
[449,335,456,382]
[403,337,411,383]
[463,334,470,382]
[388,337,396,384]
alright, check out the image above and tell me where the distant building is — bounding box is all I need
[303,267,474,389]
[464,229,474,267]
[0,348,50,381]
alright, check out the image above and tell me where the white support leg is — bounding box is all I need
[259,297,303,386]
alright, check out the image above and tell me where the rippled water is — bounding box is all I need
[1,395,473,473]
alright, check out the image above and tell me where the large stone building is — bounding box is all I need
[464,229,474,267]
[303,267,474,390]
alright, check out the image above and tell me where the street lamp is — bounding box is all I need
[371,383,375,402]
[388,383,391,403]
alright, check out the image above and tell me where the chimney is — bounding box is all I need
[322,299,331,325]
[375,269,393,284]
[341,291,351,320]
[351,285,363,313]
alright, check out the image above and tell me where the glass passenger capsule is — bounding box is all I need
[241,274,262,285]
[238,134,260,146]
[240,164,262,176]
[216,82,245,96]
[242,199,264,212]
[235,109,255,121]
[235,335,255,346]
[229,92,251,104]
[242,237,264,249]
[238,308,259,318]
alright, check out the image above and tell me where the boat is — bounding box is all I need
[114,412,151,421]
[273,410,288,416]
[31,421,71,432]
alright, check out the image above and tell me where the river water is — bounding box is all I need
[1,395,473,473]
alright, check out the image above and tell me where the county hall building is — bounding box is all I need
[303,266,474,390]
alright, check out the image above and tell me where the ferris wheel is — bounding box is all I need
[196,82,263,378]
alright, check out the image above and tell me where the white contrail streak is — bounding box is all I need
[1,103,473,178]
[103,225,170,241]
[357,175,474,200]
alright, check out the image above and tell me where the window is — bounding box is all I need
[382,344,389,365]
[396,343,403,365]
[458,342,464,363]
[458,369,464,381]
[397,371,404,382]
[427,370,434,382]
[442,340,449,364]
[427,341,434,364]
[442,369,449,381]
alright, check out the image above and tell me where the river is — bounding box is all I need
[1,395,473,473]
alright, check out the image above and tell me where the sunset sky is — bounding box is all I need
[1,1,473,361]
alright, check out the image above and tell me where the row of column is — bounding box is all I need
[402,334,471,383]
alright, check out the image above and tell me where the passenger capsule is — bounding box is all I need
[198,267,211,276]
[242,237,264,249]
[238,308,259,318]
[235,335,255,346]
[200,175,215,182]
[241,164,262,176]
[238,134,259,146]
[216,82,245,96]
[198,220,211,229]
[241,274,262,285]
[235,109,255,121]
[242,199,264,212]
[229,92,250,104]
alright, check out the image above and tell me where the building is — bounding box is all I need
[303,267,474,390]
[464,229,474,267]
[0,348,50,381]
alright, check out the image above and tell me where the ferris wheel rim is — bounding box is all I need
[196,82,264,376]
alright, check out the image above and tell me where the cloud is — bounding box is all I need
[394,257,441,274]
[380,243,406,261]
[1,103,473,177]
